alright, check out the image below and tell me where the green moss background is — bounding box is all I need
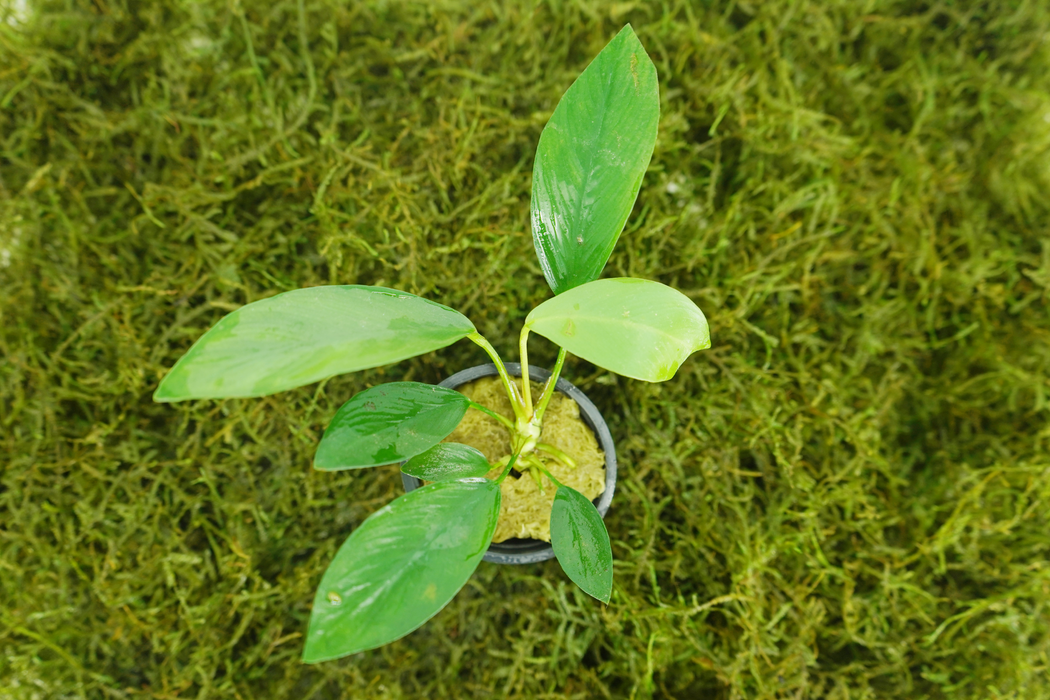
[2,0,1050,697]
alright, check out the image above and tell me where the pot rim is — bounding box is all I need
[400,362,618,565]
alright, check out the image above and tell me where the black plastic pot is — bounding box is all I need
[400,362,618,565]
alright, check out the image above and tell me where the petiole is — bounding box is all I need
[469,332,527,421]
[496,452,522,484]
[533,347,567,424]
[535,442,576,469]
[519,326,533,417]
[468,401,514,430]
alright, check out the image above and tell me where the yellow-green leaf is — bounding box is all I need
[525,278,710,381]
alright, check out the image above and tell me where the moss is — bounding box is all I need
[3,0,1050,697]
[445,376,605,542]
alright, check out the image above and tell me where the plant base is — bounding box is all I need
[401,363,618,565]
[448,375,606,543]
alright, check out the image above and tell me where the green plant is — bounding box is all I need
[154,24,710,663]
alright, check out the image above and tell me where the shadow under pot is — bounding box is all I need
[401,362,618,565]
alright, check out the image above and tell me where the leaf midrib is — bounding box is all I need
[530,309,694,347]
[566,56,614,280]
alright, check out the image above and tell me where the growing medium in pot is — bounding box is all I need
[402,363,619,565]
[153,24,711,662]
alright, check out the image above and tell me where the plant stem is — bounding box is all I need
[531,460,565,489]
[519,327,533,418]
[535,442,577,469]
[520,454,565,493]
[468,332,526,421]
[533,347,567,424]
[467,401,514,430]
[496,452,521,484]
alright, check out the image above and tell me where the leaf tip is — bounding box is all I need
[152,377,179,403]
[312,448,343,472]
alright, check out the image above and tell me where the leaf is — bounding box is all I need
[402,443,492,481]
[550,485,613,603]
[525,278,710,382]
[531,24,660,295]
[154,285,475,401]
[314,383,471,470]
[302,479,500,662]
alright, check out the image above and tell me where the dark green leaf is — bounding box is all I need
[525,278,710,381]
[531,24,660,295]
[402,443,492,481]
[302,479,500,662]
[314,383,470,470]
[154,286,475,401]
[550,485,613,604]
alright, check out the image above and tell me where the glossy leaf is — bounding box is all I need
[154,285,475,401]
[525,278,710,382]
[314,383,471,470]
[550,485,613,603]
[302,479,500,662]
[531,24,660,295]
[402,443,492,482]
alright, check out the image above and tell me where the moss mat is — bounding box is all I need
[2,1,1049,697]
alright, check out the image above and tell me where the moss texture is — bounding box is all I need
[2,0,1050,698]
[445,376,606,543]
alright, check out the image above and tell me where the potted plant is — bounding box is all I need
[154,24,710,663]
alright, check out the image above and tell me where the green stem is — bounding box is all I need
[535,442,577,469]
[496,452,521,484]
[530,459,564,489]
[526,456,546,492]
[533,347,567,424]
[467,401,514,430]
[469,332,526,421]
[518,454,545,492]
[519,327,533,418]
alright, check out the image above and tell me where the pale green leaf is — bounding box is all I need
[154,286,474,401]
[525,278,710,381]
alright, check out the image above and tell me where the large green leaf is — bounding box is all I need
[402,443,492,482]
[314,383,471,470]
[550,485,613,604]
[531,24,660,295]
[302,479,500,662]
[525,278,710,382]
[154,286,475,401]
